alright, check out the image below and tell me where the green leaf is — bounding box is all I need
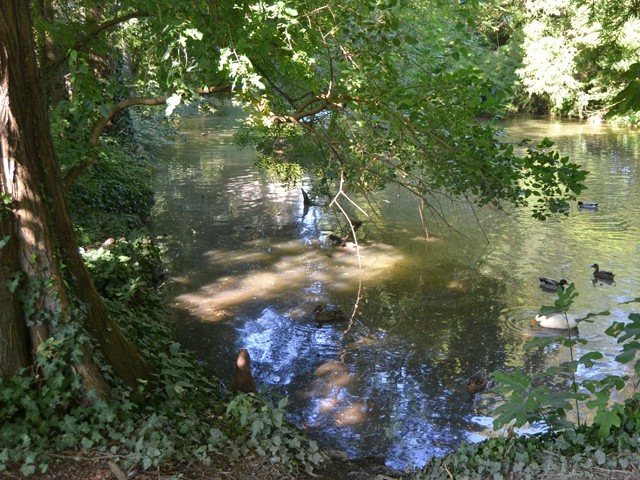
[251,419,264,438]
[618,314,640,342]
[605,321,626,338]
[169,357,193,368]
[578,352,603,368]
[492,394,535,429]
[491,370,531,391]
[99,103,113,119]
[20,464,36,477]
[615,341,640,363]
[595,410,621,438]
[608,80,640,116]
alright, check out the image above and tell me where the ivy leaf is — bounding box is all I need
[594,448,607,464]
[605,321,626,338]
[618,314,640,342]
[20,464,36,477]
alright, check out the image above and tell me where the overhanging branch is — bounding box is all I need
[63,84,231,190]
[47,11,149,73]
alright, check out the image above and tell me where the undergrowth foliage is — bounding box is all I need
[0,318,323,476]
[418,403,640,479]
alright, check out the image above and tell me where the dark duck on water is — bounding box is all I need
[591,263,615,281]
[539,277,569,291]
[313,305,346,324]
[466,370,488,395]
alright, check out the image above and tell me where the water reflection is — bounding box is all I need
[153,111,640,469]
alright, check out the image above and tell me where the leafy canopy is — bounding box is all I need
[39,0,588,219]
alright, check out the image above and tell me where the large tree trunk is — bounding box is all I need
[34,0,69,106]
[0,205,29,377]
[0,0,151,388]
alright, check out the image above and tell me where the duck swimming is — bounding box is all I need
[466,370,488,395]
[578,201,599,209]
[531,313,578,330]
[591,264,615,281]
[314,305,346,323]
[539,277,569,291]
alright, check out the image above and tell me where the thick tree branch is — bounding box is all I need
[47,11,149,73]
[63,95,169,190]
[268,92,365,124]
[79,11,148,50]
[63,84,231,190]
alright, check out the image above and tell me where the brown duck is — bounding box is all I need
[466,370,488,395]
[233,349,256,394]
[591,264,615,281]
[314,305,346,324]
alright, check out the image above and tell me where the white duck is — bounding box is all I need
[531,313,578,330]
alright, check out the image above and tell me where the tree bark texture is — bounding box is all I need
[34,0,68,106]
[0,206,29,377]
[0,0,151,387]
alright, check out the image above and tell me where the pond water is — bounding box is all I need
[152,110,640,469]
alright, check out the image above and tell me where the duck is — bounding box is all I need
[466,370,488,395]
[578,201,599,209]
[314,305,346,323]
[328,233,348,246]
[539,277,569,291]
[531,313,578,330]
[591,263,615,281]
[233,349,257,394]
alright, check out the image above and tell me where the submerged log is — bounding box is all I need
[233,349,257,394]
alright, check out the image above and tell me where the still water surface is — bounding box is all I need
[152,111,640,468]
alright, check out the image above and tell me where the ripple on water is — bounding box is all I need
[499,307,540,337]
